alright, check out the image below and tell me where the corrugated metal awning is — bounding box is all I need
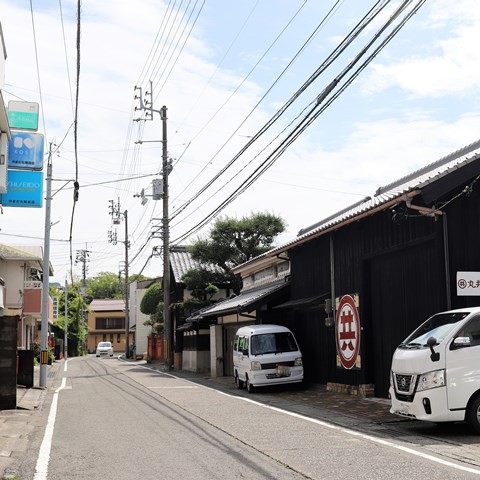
[187,282,289,321]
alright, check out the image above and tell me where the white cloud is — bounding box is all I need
[2,0,480,282]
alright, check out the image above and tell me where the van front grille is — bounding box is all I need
[394,373,417,396]
[261,360,295,370]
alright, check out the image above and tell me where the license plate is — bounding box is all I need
[276,365,290,377]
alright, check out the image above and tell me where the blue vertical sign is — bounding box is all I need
[0,170,44,207]
[8,132,45,170]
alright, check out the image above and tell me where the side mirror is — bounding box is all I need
[452,336,471,349]
[242,349,249,356]
[427,336,440,362]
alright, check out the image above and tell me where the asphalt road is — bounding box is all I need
[12,356,480,479]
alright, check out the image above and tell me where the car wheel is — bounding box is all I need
[466,394,480,434]
[246,375,254,393]
[235,372,244,389]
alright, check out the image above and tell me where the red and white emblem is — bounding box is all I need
[335,294,361,369]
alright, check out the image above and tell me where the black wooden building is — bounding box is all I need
[245,140,480,397]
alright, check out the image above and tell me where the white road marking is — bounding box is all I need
[122,360,480,476]
[33,361,68,480]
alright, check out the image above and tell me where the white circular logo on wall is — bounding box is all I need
[335,294,361,369]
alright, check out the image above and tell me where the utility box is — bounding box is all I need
[152,178,163,200]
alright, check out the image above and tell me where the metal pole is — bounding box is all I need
[443,213,451,310]
[161,105,172,369]
[124,210,130,358]
[40,143,53,388]
[64,278,68,361]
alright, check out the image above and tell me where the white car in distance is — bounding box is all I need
[96,341,114,358]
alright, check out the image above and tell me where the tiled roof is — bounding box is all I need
[0,244,40,261]
[89,299,125,312]
[170,245,223,282]
[236,138,480,268]
[0,244,54,275]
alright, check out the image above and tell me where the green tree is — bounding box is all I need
[188,212,286,293]
[175,268,223,316]
[140,282,164,336]
[86,271,122,300]
[189,213,286,271]
[181,268,222,301]
[50,284,89,357]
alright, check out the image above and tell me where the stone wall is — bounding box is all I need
[326,382,375,398]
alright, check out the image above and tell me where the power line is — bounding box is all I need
[170,0,426,245]
[170,0,386,222]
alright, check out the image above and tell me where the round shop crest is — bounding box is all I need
[335,294,361,370]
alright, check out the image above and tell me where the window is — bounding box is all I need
[95,317,125,330]
[251,332,299,355]
[117,334,121,343]
[462,316,480,347]
[238,336,248,353]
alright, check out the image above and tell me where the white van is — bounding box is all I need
[389,306,480,433]
[233,324,303,393]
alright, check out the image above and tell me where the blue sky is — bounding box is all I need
[1,0,480,282]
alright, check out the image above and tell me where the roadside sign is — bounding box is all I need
[0,169,44,207]
[8,131,44,170]
[335,294,361,369]
[7,101,39,131]
[457,271,480,296]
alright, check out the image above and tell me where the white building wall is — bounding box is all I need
[0,260,24,308]
[129,281,151,357]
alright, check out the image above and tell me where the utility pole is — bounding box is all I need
[134,82,172,369]
[75,246,90,355]
[160,106,172,370]
[64,278,68,361]
[40,143,53,388]
[75,247,90,290]
[108,199,130,357]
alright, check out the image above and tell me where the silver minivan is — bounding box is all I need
[233,324,304,392]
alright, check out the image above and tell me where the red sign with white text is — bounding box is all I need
[335,294,361,369]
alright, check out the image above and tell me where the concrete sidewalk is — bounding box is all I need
[0,362,61,480]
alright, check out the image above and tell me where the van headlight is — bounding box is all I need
[251,361,262,371]
[417,369,445,391]
[294,357,303,366]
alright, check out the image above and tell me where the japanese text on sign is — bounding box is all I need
[457,271,480,296]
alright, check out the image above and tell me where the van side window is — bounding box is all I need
[463,316,480,347]
[238,336,248,353]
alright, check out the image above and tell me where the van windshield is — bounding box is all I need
[403,312,470,346]
[250,332,298,355]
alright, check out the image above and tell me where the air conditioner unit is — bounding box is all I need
[0,132,8,194]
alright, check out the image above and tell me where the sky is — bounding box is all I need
[1,0,480,284]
